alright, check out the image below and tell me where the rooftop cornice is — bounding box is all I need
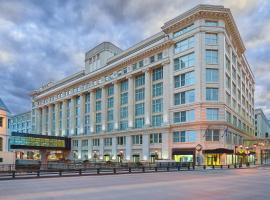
[162,4,246,54]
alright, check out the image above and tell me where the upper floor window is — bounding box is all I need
[206,50,218,64]
[152,83,163,97]
[107,85,114,96]
[174,71,195,88]
[206,88,219,101]
[150,56,155,63]
[173,110,195,123]
[173,131,196,143]
[157,52,163,60]
[205,129,220,141]
[135,74,145,87]
[174,36,195,54]
[117,136,126,145]
[152,67,163,81]
[95,89,102,100]
[206,108,219,120]
[205,20,218,26]
[205,33,218,45]
[173,23,194,38]
[206,68,219,83]
[132,135,143,145]
[0,117,3,127]
[150,133,162,144]
[174,52,195,71]
[174,89,195,105]
[120,80,128,92]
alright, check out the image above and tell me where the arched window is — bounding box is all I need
[0,137,3,151]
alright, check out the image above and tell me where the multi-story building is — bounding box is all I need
[9,111,32,134]
[30,5,255,165]
[255,109,270,139]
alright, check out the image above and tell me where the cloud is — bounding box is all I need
[0,0,269,119]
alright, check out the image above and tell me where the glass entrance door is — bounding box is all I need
[132,155,140,163]
[206,154,221,165]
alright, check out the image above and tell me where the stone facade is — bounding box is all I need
[30,5,255,165]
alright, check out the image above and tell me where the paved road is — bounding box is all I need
[1,168,270,200]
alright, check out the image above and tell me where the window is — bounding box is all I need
[107,122,114,131]
[132,135,143,145]
[174,36,194,53]
[0,117,2,127]
[152,83,163,97]
[135,103,144,116]
[226,75,231,90]
[173,23,194,38]
[85,94,90,113]
[173,131,196,143]
[96,101,101,111]
[135,118,145,128]
[174,52,195,71]
[95,89,102,99]
[121,80,128,92]
[174,71,195,88]
[206,88,218,101]
[206,108,219,120]
[157,52,163,60]
[152,115,163,127]
[0,137,3,151]
[72,140,78,147]
[117,136,126,145]
[107,85,114,96]
[173,110,195,123]
[96,113,101,123]
[150,133,162,144]
[120,107,128,119]
[92,138,100,146]
[205,33,218,45]
[174,90,195,105]
[135,88,145,101]
[152,99,163,113]
[120,120,128,130]
[226,57,231,72]
[206,69,219,82]
[107,97,114,108]
[104,138,112,146]
[135,74,145,87]
[152,67,163,81]
[205,129,220,141]
[206,50,218,64]
[150,55,155,63]
[95,124,102,133]
[82,140,88,147]
[226,111,232,123]
[107,110,114,121]
[120,93,128,105]
[205,20,218,26]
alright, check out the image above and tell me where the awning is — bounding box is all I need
[203,148,234,154]
[172,148,195,155]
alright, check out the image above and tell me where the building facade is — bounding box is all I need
[9,111,32,134]
[255,109,270,139]
[0,98,15,164]
[30,5,255,165]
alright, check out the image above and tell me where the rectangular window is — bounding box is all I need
[120,92,128,105]
[135,118,145,128]
[82,140,88,147]
[174,71,195,88]
[104,138,112,146]
[173,23,194,38]
[92,138,100,146]
[132,135,143,145]
[95,101,102,111]
[120,107,128,119]
[135,74,145,87]
[206,88,218,101]
[174,52,195,71]
[95,89,102,99]
[174,90,195,105]
[205,33,218,45]
[150,55,155,63]
[206,108,219,120]
[120,80,128,92]
[152,115,163,127]
[173,131,197,143]
[107,97,114,108]
[157,52,163,60]
[135,103,144,116]
[0,117,2,127]
[205,20,218,26]
[107,110,114,121]
[107,85,114,96]
[120,120,128,130]
[206,68,219,83]
[152,67,163,81]
[205,129,220,141]
[152,99,163,113]
[173,110,195,123]
[95,113,101,123]
[135,88,145,101]
[174,36,195,53]
[152,83,163,97]
[117,136,126,145]
[206,50,218,64]
[150,133,162,144]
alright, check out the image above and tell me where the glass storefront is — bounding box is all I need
[132,155,140,163]
[103,154,110,161]
[206,154,221,165]
[174,155,193,163]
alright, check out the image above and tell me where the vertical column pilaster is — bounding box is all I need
[62,100,67,136]
[99,138,104,160]
[112,137,117,160]
[36,108,42,134]
[142,134,149,161]
[125,136,132,161]
[128,76,134,128]
[145,69,152,126]
[113,82,120,130]
[55,102,60,136]
[70,97,76,136]
[41,106,46,135]
[90,91,95,133]
[162,62,170,125]
[162,132,169,159]
[101,87,107,132]
[80,94,85,135]
[47,104,53,135]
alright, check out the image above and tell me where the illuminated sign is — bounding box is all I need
[9,132,71,150]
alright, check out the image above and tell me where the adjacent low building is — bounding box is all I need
[255,109,270,138]
[30,5,255,165]
[9,111,32,134]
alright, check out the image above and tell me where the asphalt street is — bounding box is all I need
[1,167,270,200]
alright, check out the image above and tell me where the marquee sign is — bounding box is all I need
[9,132,71,150]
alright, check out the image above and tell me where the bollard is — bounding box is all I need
[129,167,131,173]
[142,167,145,173]
[203,165,206,170]
[220,165,223,169]
[188,165,190,170]
[212,165,215,169]
[59,170,62,176]
[234,164,237,168]
[97,168,100,174]
[228,165,230,169]
[12,171,15,179]
[37,171,40,177]
[113,168,116,174]
[167,166,170,171]
[192,165,195,170]
[177,166,180,171]
[79,169,82,175]
[155,167,158,172]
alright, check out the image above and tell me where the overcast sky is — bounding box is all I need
[0,0,269,117]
